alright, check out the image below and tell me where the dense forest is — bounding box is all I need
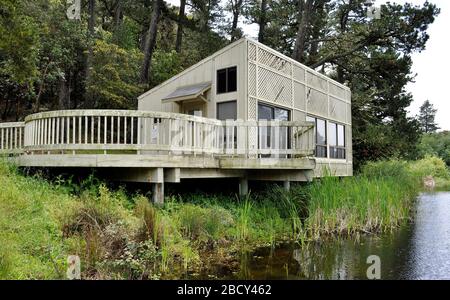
[0,0,440,168]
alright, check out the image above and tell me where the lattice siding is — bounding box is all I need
[258,68,292,106]
[329,82,347,100]
[294,81,306,110]
[257,47,292,76]
[248,97,257,120]
[307,89,327,115]
[248,63,256,97]
[329,97,346,122]
[248,43,257,61]
[293,65,305,82]
[307,72,327,91]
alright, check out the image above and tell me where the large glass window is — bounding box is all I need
[258,103,291,156]
[217,66,237,94]
[306,116,327,158]
[329,122,346,159]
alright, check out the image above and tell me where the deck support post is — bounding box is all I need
[283,180,290,191]
[152,182,164,205]
[239,177,248,197]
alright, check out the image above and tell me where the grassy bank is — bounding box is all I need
[0,156,449,279]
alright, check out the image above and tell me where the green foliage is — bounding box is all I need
[418,100,439,133]
[0,0,39,84]
[87,40,144,109]
[418,131,450,166]
[1,156,448,279]
[150,50,183,87]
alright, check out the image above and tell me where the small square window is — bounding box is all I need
[217,67,237,94]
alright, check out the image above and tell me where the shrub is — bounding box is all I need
[409,156,450,179]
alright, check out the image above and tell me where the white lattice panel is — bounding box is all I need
[248,63,256,97]
[329,82,347,100]
[294,81,306,110]
[293,65,305,82]
[307,71,327,92]
[329,97,346,122]
[248,97,257,120]
[258,68,292,106]
[257,47,291,76]
[248,43,257,61]
[307,89,327,116]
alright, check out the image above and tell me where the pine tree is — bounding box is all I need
[418,100,439,133]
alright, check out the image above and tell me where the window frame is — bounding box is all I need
[216,66,237,94]
[306,115,327,158]
[328,121,346,159]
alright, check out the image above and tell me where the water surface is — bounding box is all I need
[191,191,450,279]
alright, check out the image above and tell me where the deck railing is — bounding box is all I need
[0,122,25,154]
[1,110,314,158]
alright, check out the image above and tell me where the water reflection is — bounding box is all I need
[215,192,450,280]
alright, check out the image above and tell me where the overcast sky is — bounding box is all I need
[167,0,448,130]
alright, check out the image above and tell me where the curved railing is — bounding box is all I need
[17,109,315,158]
[0,122,25,154]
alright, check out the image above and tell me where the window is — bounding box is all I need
[217,67,237,94]
[329,122,346,159]
[217,101,237,120]
[306,116,327,158]
[258,103,291,156]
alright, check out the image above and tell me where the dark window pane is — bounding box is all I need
[227,67,237,92]
[316,145,327,158]
[274,108,289,121]
[258,104,273,120]
[217,101,237,120]
[316,119,326,145]
[217,69,227,94]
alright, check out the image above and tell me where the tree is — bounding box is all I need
[418,131,450,166]
[418,100,439,133]
[139,0,163,85]
[175,0,187,52]
[227,0,245,42]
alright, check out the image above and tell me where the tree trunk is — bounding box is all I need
[114,0,123,30]
[139,0,162,85]
[292,0,313,63]
[175,0,186,53]
[230,0,243,42]
[86,0,96,107]
[58,77,71,110]
[258,0,267,43]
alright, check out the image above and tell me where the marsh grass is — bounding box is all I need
[0,156,448,279]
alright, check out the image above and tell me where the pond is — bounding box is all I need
[190,191,450,280]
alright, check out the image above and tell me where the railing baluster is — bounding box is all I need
[123,116,128,145]
[97,116,101,144]
[91,116,94,144]
[111,116,114,144]
[117,116,121,144]
[131,117,134,145]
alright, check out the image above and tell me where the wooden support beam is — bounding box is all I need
[283,180,290,191]
[152,182,164,205]
[239,177,248,197]
[164,168,180,183]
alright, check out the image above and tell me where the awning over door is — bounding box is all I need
[162,82,211,103]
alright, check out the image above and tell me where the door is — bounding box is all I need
[257,103,290,157]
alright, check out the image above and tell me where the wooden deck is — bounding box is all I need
[1,109,316,203]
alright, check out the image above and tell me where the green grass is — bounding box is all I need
[0,156,448,279]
